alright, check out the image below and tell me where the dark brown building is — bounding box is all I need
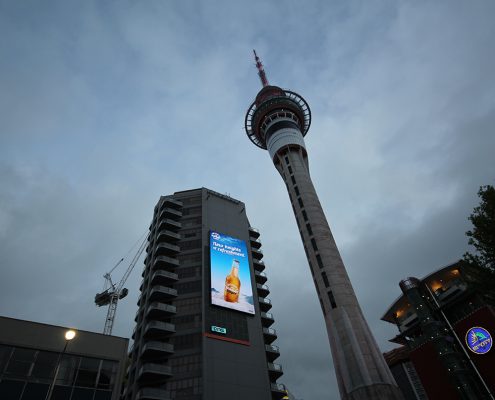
[382,261,495,399]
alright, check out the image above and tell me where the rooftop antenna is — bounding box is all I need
[253,49,269,87]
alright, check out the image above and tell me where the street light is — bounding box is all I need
[45,329,77,400]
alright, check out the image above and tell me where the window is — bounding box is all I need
[178,266,200,279]
[5,347,36,376]
[94,390,112,400]
[22,383,49,400]
[0,344,13,373]
[32,351,58,379]
[294,186,300,196]
[56,355,79,386]
[0,380,24,400]
[284,156,289,165]
[298,198,304,208]
[306,223,312,236]
[182,231,197,239]
[328,291,337,309]
[182,206,201,216]
[316,254,324,269]
[97,361,117,390]
[172,334,202,350]
[311,238,318,251]
[291,176,296,185]
[180,239,202,250]
[174,297,201,314]
[302,210,308,222]
[288,165,293,174]
[71,387,94,400]
[321,271,330,288]
[74,358,100,388]
[175,280,202,294]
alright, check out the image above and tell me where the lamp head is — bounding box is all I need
[65,329,76,341]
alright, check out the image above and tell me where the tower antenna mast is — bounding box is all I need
[253,49,269,87]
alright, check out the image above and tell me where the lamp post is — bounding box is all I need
[45,329,76,400]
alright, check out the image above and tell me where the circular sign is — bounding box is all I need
[465,327,492,354]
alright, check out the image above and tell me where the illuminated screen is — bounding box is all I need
[210,230,254,315]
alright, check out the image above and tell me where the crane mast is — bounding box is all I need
[95,234,147,335]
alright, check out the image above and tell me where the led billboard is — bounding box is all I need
[210,230,254,315]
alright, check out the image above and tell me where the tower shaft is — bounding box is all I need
[274,145,401,399]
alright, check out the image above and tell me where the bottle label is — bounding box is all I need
[225,284,239,295]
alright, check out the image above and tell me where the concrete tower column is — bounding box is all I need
[244,53,402,400]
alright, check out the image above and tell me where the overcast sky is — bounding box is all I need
[1,1,494,399]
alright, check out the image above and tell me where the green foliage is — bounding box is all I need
[463,185,495,272]
[462,185,495,304]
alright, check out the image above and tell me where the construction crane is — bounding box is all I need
[95,235,147,335]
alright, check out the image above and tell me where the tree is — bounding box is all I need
[462,185,495,304]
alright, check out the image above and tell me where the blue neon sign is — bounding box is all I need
[465,326,492,355]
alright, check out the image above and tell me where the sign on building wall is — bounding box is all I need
[465,326,492,355]
[210,230,254,315]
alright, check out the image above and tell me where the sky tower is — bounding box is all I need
[245,51,403,400]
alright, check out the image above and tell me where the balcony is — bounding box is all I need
[270,383,287,400]
[251,247,264,260]
[248,226,260,239]
[162,197,182,210]
[258,297,272,312]
[134,309,142,323]
[137,363,172,383]
[257,283,270,297]
[152,255,179,270]
[434,281,467,304]
[250,237,262,249]
[151,270,178,286]
[261,312,275,327]
[267,362,283,380]
[149,285,178,302]
[155,242,180,256]
[265,344,280,362]
[398,312,419,333]
[253,259,265,272]
[159,207,182,221]
[136,388,172,400]
[146,302,176,318]
[157,218,181,232]
[143,321,176,339]
[140,341,174,359]
[156,229,181,243]
[255,270,267,284]
[263,327,277,344]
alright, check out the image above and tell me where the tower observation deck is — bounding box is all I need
[244,51,403,400]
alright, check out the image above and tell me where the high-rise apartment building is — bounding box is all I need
[125,188,285,400]
[244,51,402,399]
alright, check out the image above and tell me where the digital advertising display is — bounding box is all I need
[210,230,254,315]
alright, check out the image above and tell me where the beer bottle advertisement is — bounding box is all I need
[210,230,254,314]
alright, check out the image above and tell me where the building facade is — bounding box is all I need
[382,261,495,399]
[125,188,285,400]
[244,52,401,399]
[383,346,427,400]
[0,316,128,400]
